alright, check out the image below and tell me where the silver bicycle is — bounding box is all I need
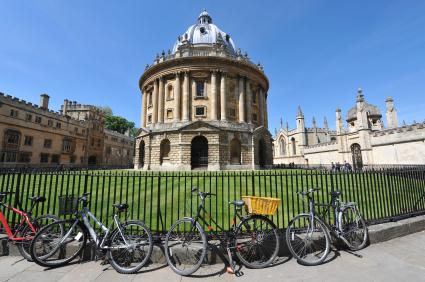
[286,188,368,266]
[30,192,153,274]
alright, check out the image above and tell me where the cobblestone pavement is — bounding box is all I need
[1,231,425,282]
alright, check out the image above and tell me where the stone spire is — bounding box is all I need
[297,105,303,118]
[280,117,283,129]
[296,105,306,147]
[312,116,317,128]
[356,88,368,130]
[324,116,329,130]
[336,108,343,135]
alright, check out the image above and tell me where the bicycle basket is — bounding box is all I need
[242,196,281,215]
[58,195,78,215]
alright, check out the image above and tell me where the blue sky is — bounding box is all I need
[1,1,425,132]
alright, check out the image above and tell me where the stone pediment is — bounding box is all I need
[136,127,150,137]
[180,121,221,132]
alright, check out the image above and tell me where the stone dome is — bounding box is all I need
[346,91,382,122]
[172,10,236,54]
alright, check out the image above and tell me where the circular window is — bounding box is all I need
[200,27,206,34]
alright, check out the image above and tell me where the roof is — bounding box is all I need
[172,10,236,54]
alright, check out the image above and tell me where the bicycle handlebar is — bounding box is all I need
[191,187,215,198]
[297,187,321,196]
[78,192,91,203]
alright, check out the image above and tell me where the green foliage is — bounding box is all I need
[104,115,135,134]
[99,106,113,116]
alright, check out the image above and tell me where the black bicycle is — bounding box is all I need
[30,192,153,274]
[164,187,280,276]
[286,188,368,266]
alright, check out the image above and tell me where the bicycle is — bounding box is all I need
[286,188,368,266]
[30,192,153,274]
[0,191,59,261]
[164,187,280,276]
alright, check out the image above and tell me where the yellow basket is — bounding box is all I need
[242,196,281,215]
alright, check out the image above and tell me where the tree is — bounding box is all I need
[104,115,135,134]
[99,106,113,116]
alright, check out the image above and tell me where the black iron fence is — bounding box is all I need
[1,168,425,233]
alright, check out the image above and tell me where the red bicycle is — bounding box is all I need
[0,191,59,261]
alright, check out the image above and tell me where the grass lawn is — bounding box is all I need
[1,169,424,232]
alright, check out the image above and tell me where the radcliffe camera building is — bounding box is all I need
[135,11,273,170]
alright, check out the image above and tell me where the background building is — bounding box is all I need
[273,89,425,168]
[0,92,134,168]
[135,11,273,170]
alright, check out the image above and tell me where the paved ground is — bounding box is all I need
[1,231,425,282]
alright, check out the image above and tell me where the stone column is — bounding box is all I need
[174,72,181,122]
[246,80,252,124]
[258,87,264,126]
[152,79,158,124]
[220,72,227,121]
[141,90,147,128]
[238,75,246,123]
[211,70,218,120]
[264,92,268,128]
[158,77,164,124]
[182,71,190,121]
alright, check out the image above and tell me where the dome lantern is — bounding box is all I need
[198,9,212,24]
[172,10,236,55]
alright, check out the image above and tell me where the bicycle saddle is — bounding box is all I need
[29,196,46,203]
[330,191,341,198]
[229,200,245,207]
[113,203,129,212]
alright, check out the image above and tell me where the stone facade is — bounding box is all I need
[0,93,134,167]
[273,88,425,168]
[135,11,273,170]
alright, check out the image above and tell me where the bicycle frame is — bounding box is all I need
[191,194,243,236]
[0,202,36,241]
[305,193,355,239]
[57,206,130,251]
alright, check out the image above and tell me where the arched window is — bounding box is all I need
[167,84,174,100]
[279,138,286,156]
[230,138,241,164]
[291,137,296,156]
[160,139,171,164]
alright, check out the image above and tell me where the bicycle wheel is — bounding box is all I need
[339,206,368,251]
[17,214,59,261]
[164,218,207,276]
[108,220,153,274]
[286,214,330,266]
[30,219,87,268]
[234,215,280,268]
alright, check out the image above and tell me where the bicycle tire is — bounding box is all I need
[17,214,59,261]
[108,220,153,274]
[30,219,87,268]
[339,206,368,251]
[286,214,331,266]
[234,215,280,269]
[164,218,207,276]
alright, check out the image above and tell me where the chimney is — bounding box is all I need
[40,94,50,110]
[62,99,69,115]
